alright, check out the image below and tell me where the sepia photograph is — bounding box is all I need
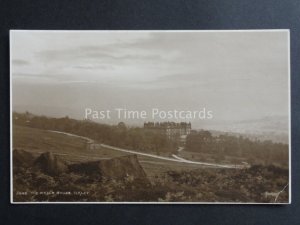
[10,30,290,203]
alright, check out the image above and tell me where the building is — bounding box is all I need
[144,122,191,140]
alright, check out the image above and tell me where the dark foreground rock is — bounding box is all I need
[13,150,152,202]
[34,152,68,176]
[69,154,147,181]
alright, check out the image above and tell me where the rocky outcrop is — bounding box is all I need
[69,154,147,180]
[34,152,68,176]
[13,150,148,183]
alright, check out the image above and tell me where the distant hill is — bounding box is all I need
[198,116,289,144]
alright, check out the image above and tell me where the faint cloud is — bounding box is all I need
[12,59,30,66]
[59,80,93,84]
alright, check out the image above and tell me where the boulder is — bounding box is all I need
[34,152,68,176]
[69,154,147,180]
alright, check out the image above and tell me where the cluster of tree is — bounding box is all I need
[186,130,289,166]
[13,112,178,154]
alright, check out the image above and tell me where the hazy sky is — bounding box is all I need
[11,31,289,125]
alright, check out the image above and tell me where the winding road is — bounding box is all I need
[49,130,244,169]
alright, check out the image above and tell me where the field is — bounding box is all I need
[12,125,289,203]
[13,125,130,162]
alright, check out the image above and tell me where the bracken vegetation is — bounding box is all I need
[13,150,289,203]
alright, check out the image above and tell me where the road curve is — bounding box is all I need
[101,144,241,168]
